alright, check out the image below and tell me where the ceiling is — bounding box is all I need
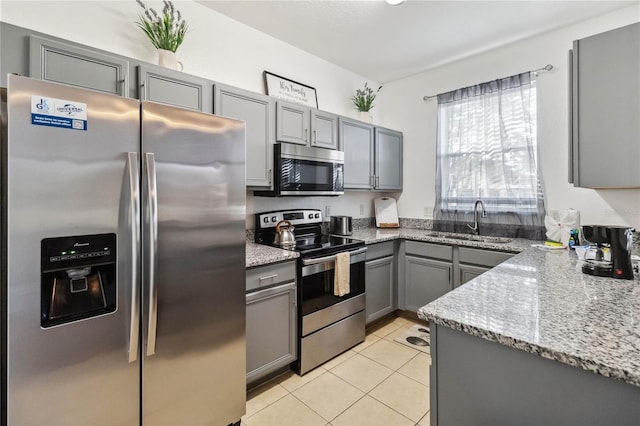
[196,0,636,83]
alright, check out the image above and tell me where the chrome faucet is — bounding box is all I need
[467,200,487,235]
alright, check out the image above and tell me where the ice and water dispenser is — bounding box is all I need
[41,233,117,328]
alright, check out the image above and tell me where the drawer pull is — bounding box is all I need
[259,273,278,282]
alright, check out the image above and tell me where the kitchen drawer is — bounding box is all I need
[405,240,453,261]
[366,241,395,261]
[246,261,296,292]
[458,247,514,268]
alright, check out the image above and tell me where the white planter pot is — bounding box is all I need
[358,111,373,123]
[157,49,183,71]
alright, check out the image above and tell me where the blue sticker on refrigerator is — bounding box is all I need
[31,95,87,130]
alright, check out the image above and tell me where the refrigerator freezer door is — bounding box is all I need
[6,75,140,424]
[140,102,246,425]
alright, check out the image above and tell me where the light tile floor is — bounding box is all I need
[242,316,431,426]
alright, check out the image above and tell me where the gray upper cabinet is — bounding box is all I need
[214,83,275,189]
[310,109,339,149]
[340,117,375,189]
[137,65,212,112]
[29,36,129,96]
[276,100,338,149]
[341,118,403,191]
[570,22,640,188]
[375,127,403,191]
[276,101,310,145]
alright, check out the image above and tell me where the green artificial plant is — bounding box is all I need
[135,0,189,52]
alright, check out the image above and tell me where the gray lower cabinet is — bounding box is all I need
[214,84,274,188]
[29,35,129,96]
[456,246,514,288]
[340,118,403,191]
[402,240,454,312]
[458,264,489,286]
[430,325,640,426]
[399,241,514,312]
[245,262,297,385]
[137,65,212,112]
[365,241,396,324]
[570,22,640,188]
[404,255,452,312]
[276,100,338,149]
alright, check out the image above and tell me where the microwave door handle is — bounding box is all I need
[145,153,159,357]
[126,152,141,363]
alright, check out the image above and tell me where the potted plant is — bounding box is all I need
[135,0,188,70]
[351,83,382,122]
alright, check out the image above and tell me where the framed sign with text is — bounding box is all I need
[263,71,318,108]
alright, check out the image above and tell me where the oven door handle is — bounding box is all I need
[301,247,368,266]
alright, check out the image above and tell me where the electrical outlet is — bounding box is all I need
[325,205,331,217]
[359,204,364,215]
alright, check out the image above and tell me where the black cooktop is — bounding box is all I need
[254,209,364,258]
[279,235,364,257]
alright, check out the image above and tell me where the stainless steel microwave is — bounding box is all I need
[254,144,344,196]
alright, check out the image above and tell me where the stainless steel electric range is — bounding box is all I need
[255,209,367,375]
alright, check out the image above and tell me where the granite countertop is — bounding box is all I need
[245,242,299,268]
[418,246,640,387]
[350,227,532,253]
[246,227,531,268]
[245,226,640,387]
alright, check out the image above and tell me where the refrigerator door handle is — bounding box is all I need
[127,152,141,363]
[145,152,159,356]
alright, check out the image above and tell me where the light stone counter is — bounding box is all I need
[418,246,640,387]
[245,242,299,268]
[350,227,532,253]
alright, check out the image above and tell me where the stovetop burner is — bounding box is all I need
[254,209,364,258]
[276,234,364,257]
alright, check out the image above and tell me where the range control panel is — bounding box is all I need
[256,209,323,229]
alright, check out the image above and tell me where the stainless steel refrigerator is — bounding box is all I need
[1,75,246,425]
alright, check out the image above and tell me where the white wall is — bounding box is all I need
[380,4,640,229]
[5,1,637,229]
[0,0,387,229]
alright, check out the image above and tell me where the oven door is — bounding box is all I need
[299,247,367,318]
[278,144,344,195]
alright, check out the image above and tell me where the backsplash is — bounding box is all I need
[247,219,640,254]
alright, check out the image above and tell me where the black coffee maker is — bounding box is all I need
[582,225,635,279]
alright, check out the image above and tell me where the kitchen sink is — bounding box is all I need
[424,231,512,243]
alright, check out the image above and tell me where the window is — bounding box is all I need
[434,72,545,239]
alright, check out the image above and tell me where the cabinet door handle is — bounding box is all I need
[313,129,317,144]
[268,168,272,185]
[375,176,380,188]
[305,128,308,143]
[259,273,278,282]
[140,81,146,100]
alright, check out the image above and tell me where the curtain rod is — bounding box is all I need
[422,64,553,101]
